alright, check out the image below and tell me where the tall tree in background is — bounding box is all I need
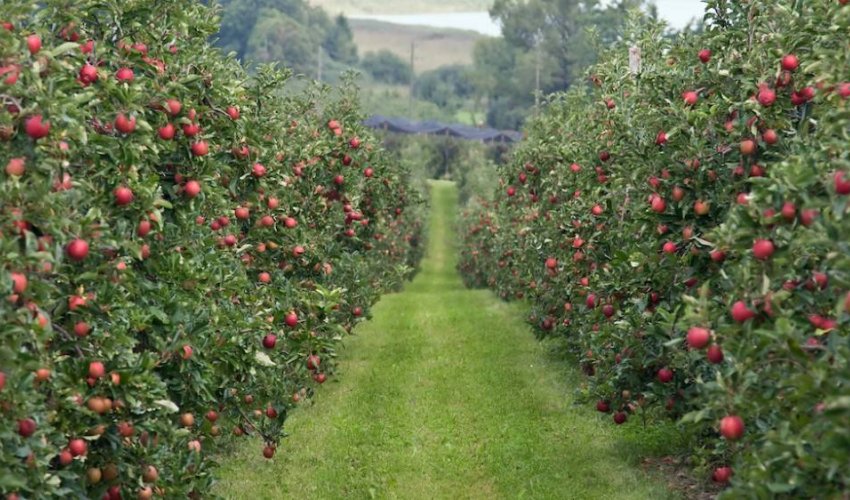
[216,0,358,77]
[324,15,359,65]
[481,0,652,128]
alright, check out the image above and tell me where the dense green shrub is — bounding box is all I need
[0,1,422,498]
[361,50,412,85]
[460,1,850,496]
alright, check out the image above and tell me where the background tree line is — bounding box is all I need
[212,0,696,130]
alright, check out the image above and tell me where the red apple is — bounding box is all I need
[683,91,698,106]
[191,141,209,157]
[74,322,91,337]
[285,312,298,327]
[834,171,850,195]
[158,123,175,140]
[66,239,89,261]
[115,67,134,82]
[780,202,796,221]
[698,49,711,63]
[262,334,276,349]
[5,157,25,176]
[25,115,50,140]
[707,344,724,364]
[252,163,267,178]
[731,301,756,323]
[781,54,799,72]
[613,412,627,425]
[650,196,666,213]
[88,361,105,379]
[306,354,320,370]
[709,249,726,263]
[183,123,200,136]
[166,99,181,116]
[596,400,610,413]
[719,415,744,441]
[686,326,711,349]
[798,208,817,227]
[752,239,774,260]
[114,186,134,206]
[68,438,87,456]
[184,180,201,198]
[712,466,732,483]
[10,272,27,294]
[114,114,136,134]
[18,418,36,437]
[657,367,673,383]
[757,88,776,106]
[26,34,41,55]
[137,219,152,238]
[762,129,778,145]
[226,106,240,120]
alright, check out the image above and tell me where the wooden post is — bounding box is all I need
[408,41,415,118]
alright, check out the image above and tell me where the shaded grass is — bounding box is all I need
[215,181,678,499]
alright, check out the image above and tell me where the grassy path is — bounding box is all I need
[215,181,674,499]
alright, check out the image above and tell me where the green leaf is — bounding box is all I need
[255,351,276,367]
[154,400,179,413]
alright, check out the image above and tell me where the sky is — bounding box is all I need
[651,0,706,29]
[351,0,710,37]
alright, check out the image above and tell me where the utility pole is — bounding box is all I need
[534,40,541,116]
[317,45,323,82]
[408,41,415,117]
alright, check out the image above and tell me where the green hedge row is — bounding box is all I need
[0,1,423,498]
[459,1,850,496]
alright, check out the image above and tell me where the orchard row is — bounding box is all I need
[460,0,850,497]
[0,1,423,498]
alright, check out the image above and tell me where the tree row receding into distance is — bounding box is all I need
[0,1,424,498]
[460,0,850,497]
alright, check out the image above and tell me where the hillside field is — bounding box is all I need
[350,19,481,73]
[309,0,493,15]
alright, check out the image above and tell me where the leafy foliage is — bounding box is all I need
[459,1,850,496]
[217,0,359,77]
[360,50,412,85]
[0,1,423,498]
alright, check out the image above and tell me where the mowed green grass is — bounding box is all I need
[350,19,482,73]
[214,181,676,500]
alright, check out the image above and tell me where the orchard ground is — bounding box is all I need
[216,181,686,499]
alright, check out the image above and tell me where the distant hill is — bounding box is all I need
[349,19,482,74]
[308,0,493,15]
